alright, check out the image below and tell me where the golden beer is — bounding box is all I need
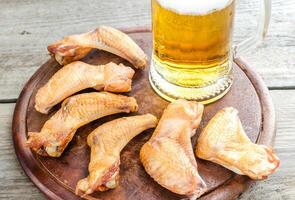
[150,0,235,103]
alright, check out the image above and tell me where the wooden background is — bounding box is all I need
[0,0,294,199]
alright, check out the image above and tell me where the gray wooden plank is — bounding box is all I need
[0,103,45,200]
[0,90,294,199]
[0,0,294,99]
[236,0,295,89]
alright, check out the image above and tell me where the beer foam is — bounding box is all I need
[156,0,233,15]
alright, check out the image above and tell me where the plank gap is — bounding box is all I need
[268,86,295,90]
[0,98,17,103]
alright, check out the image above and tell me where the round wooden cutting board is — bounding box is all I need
[12,27,276,200]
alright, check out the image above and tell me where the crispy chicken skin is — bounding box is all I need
[140,100,207,198]
[196,107,280,180]
[35,61,135,114]
[75,114,158,197]
[27,92,138,157]
[47,26,148,68]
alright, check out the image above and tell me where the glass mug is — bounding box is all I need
[149,0,271,103]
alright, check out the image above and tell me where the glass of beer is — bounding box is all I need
[149,0,271,103]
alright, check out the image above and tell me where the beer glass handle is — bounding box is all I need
[233,0,271,58]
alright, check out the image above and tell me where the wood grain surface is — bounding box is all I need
[12,28,273,199]
[0,0,294,199]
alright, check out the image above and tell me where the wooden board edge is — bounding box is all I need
[10,26,154,200]
[200,57,277,200]
[235,57,276,146]
[11,27,276,200]
[12,58,77,200]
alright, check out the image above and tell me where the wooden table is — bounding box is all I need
[0,0,294,199]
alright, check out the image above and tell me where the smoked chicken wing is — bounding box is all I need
[76,114,158,197]
[27,92,138,157]
[196,107,280,180]
[35,61,134,114]
[140,100,207,198]
[48,26,147,68]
